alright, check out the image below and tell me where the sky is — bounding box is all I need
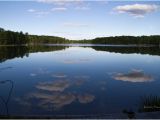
[0,0,160,40]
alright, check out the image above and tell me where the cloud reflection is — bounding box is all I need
[30,73,37,77]
[36,80,70,92]
[38,68,51,74]
[28,92,95,109]
[29,92,76,109]
[78,94,95,104]
[74,75,90,79]
[62,59,77,64]
[62,58,91,64]
[79,58,91,62]
[14,98,31,107]
[52,73,67,78]
[0,66,13,72]
[16,74,95,110]
[74,79,86,86]
[113,69,153,83]
[30,68,50,77]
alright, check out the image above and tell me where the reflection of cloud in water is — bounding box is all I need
[30,73,37,77]
[36,80,70,92]
[16,92,95,110]
[38,68,50,74]
[29,92,95,108]
[113,69,153,83]
[30,68,50,77]
[29,92,76,109]
[16,74,95,110]
[74,75,90,79]
[14,98,31,106]
[79,58,91,62]
[52,73,67,78]
[74,79,86,86]
[73,75,90,86]
[62,60,77,64]
[62,58,91,64]
[78,94,95,104]
[101,87,106,91]
[0,66,13,72]
[99,81,107,85]
[99,81,107,91]
[107,72,117,75]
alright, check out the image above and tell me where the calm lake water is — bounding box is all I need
[0,45,160,118]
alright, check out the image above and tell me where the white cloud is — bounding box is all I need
[51,7,67,11]
[75,6,90,10]
[27,9,36,13]
[52,32,106,40]
[27,9,50,17]
[33,0,90,15]
[37,0,83,6]
[114,4,159,17]
[36,11,50,16]
[62,22,89,27]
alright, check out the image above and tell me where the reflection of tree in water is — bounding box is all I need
[122,109,135,119]
[139,95,160,113]
[0,46,67,63]
[28,45,68,53]
[1,45,160,64]
[0,67,13,72]
[0,46,29,63]
[0,80,14,116]
[122,95,160,119]
[92,46,160,56]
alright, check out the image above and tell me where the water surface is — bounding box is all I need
[0,45,160,118]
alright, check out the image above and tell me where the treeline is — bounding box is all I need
[70,39,91,44]
[92,36,160,46]
[0,28,69,45]
[1,28,160,46]
[0,28,28,45]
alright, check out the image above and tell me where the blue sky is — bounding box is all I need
[0,0,160,40]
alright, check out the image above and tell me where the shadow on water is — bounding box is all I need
[0,80,14,117]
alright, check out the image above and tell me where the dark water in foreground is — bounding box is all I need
[0,45,160,118]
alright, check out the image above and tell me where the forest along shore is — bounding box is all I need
[1,28,160,46]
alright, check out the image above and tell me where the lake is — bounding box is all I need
[0,45,160,118]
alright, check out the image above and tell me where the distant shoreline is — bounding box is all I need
[0,43,159,47]
[1,28,160,46]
